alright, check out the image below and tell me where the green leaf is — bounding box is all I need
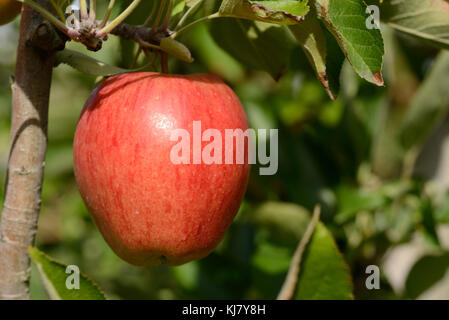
[322,28,345,98]
[368,0,449,49]
[313,0,384,86]
[435,190,449,223]
[160,38,194,62]
[335,185,386,224]
[405,253,449,299]
[253,241,295,274]
[29,247,106,300]
[172,0,186,16]
[248,201,311,244]
[210,19,296,79]
[219,0,309,25]
[295,222,353,300]
[189,24,244,82]
[289,9,344,99]
[172,261,200,290]
[420,199,440,247]
[289,16,329,95]
[55,49,136,76]
[400,51,449,150]
[186,0,202,7]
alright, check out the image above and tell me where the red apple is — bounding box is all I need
[73,72,250,266]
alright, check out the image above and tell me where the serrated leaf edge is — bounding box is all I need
[28,246,107,300]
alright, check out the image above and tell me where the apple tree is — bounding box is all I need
[0,0,448,300]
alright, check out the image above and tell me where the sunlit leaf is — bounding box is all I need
[29,247,106,300]
[295,223,353,300]
[313,0,385,86]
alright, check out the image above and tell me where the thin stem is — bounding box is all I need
[89,0,96,21]
[50,0,66,22]
[143,1,158,27]
[18,0,69,35]
[161,52,168,73]
[97,0,143,37]
[171,12,220,38]
[175,0,202,30]
[99,0,116,28]
[138,38,162,51]
[162,0,173,29]
[80,0,88,20]
[152,0,167,32]
[277,205,321,300]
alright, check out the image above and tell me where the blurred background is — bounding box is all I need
[1,2,449,300]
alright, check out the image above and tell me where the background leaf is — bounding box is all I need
[247,201,311,243]
[289,9,344,99]
[209,19,296,79]
[368,0,449,49]
[405,253,449,299]
[400,51,449,150]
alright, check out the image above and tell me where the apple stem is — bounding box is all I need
[161,52,168,73]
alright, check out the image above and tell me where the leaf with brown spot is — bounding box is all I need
[219,0,310,25]
[313,0,385,86]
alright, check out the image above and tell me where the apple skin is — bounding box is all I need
[73,72,250,266]
[0,0,21,26]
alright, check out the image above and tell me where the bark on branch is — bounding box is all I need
[0,1,64,300]
[110,23,172,45]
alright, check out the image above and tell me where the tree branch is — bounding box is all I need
[109,23,172,45]
[0,1,65,300]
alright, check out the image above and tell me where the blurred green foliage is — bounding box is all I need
[1,1,449,300]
